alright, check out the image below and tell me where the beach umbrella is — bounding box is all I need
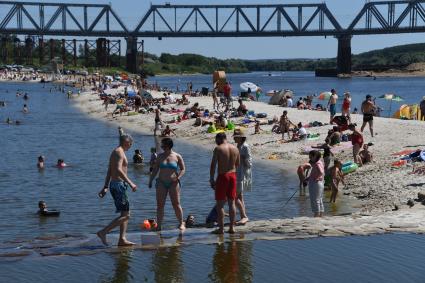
[379,94,404,116]
[318,91,332,100]
[240,82,258,92]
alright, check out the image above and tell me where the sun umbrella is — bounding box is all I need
[318,91,332,100]
[240,82,258,92]
[379,94,404,116]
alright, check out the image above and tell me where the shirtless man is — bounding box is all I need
[97,134,137,246]
[154,108,164,136]
[360,95,376,137]
[210,133,240,234]
[327,89,338,124]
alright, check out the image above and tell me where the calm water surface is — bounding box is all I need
[2,234,425,283]
[0,74,424,282]
[154,71,425,117]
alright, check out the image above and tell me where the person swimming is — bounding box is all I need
[38,200,60,216]
[37,155,45,169]
[56,159,67,168]
[133,149,144,164]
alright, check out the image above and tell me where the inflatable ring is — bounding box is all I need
[342,162,358,174]
[40,210,60,217]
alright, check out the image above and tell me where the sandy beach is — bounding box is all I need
[72,85,425,217]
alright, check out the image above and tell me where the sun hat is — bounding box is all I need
[233,128,247,138]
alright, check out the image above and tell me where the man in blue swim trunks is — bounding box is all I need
[327,89,338,124]
[97,134,138,246]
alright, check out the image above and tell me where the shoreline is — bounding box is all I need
[72,85,425,214]
[3,78,425,241]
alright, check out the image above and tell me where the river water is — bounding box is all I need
[154,71,425,117]
[0,73,424,282]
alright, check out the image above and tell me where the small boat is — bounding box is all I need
[266,90,279,97]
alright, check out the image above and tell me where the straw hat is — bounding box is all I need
[233,128,247,138]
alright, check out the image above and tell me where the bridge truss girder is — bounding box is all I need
[1,1,425,37]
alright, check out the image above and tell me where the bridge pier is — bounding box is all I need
[96,38,108,67]
[126,36,138,73]
[336,35,352,74]
[49,39,55,61]
[13,38,22,65]
[0,37,8,64]
[38,38,44,65]
[25,37,33,65]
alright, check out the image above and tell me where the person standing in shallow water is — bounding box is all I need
[233,128,251,225]
[307,150,325,217]
[149,138,186,231]
[97,134,137,246]
[210,133,240,234]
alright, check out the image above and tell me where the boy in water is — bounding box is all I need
[149,147,157,172]
[37,155,45,169]
[330,160,345,203]
[133,149,144,164]
[38,200,47,213]
[297,163,311,196]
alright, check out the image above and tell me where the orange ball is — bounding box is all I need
[143,219,151,229]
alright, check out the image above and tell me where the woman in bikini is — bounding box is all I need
[149,138,186,231]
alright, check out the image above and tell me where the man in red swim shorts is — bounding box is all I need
[210,133,240,234]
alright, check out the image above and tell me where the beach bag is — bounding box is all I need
[227,121,235,130]
[207,124,216,133]
[256,113,267,118]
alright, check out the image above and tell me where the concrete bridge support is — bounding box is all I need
[0,38,8,64]
[49,39,55,61]
[337,35,352,74]
[126,36,138,73]
[25,37,33,65]
[13,38,22,65]
[96,38,108,67]
[38,37,44,65]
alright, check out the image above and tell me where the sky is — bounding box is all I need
[7,0,425,59]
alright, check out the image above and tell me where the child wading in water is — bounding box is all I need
[297,163,311,196]
[330,160,345,203]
